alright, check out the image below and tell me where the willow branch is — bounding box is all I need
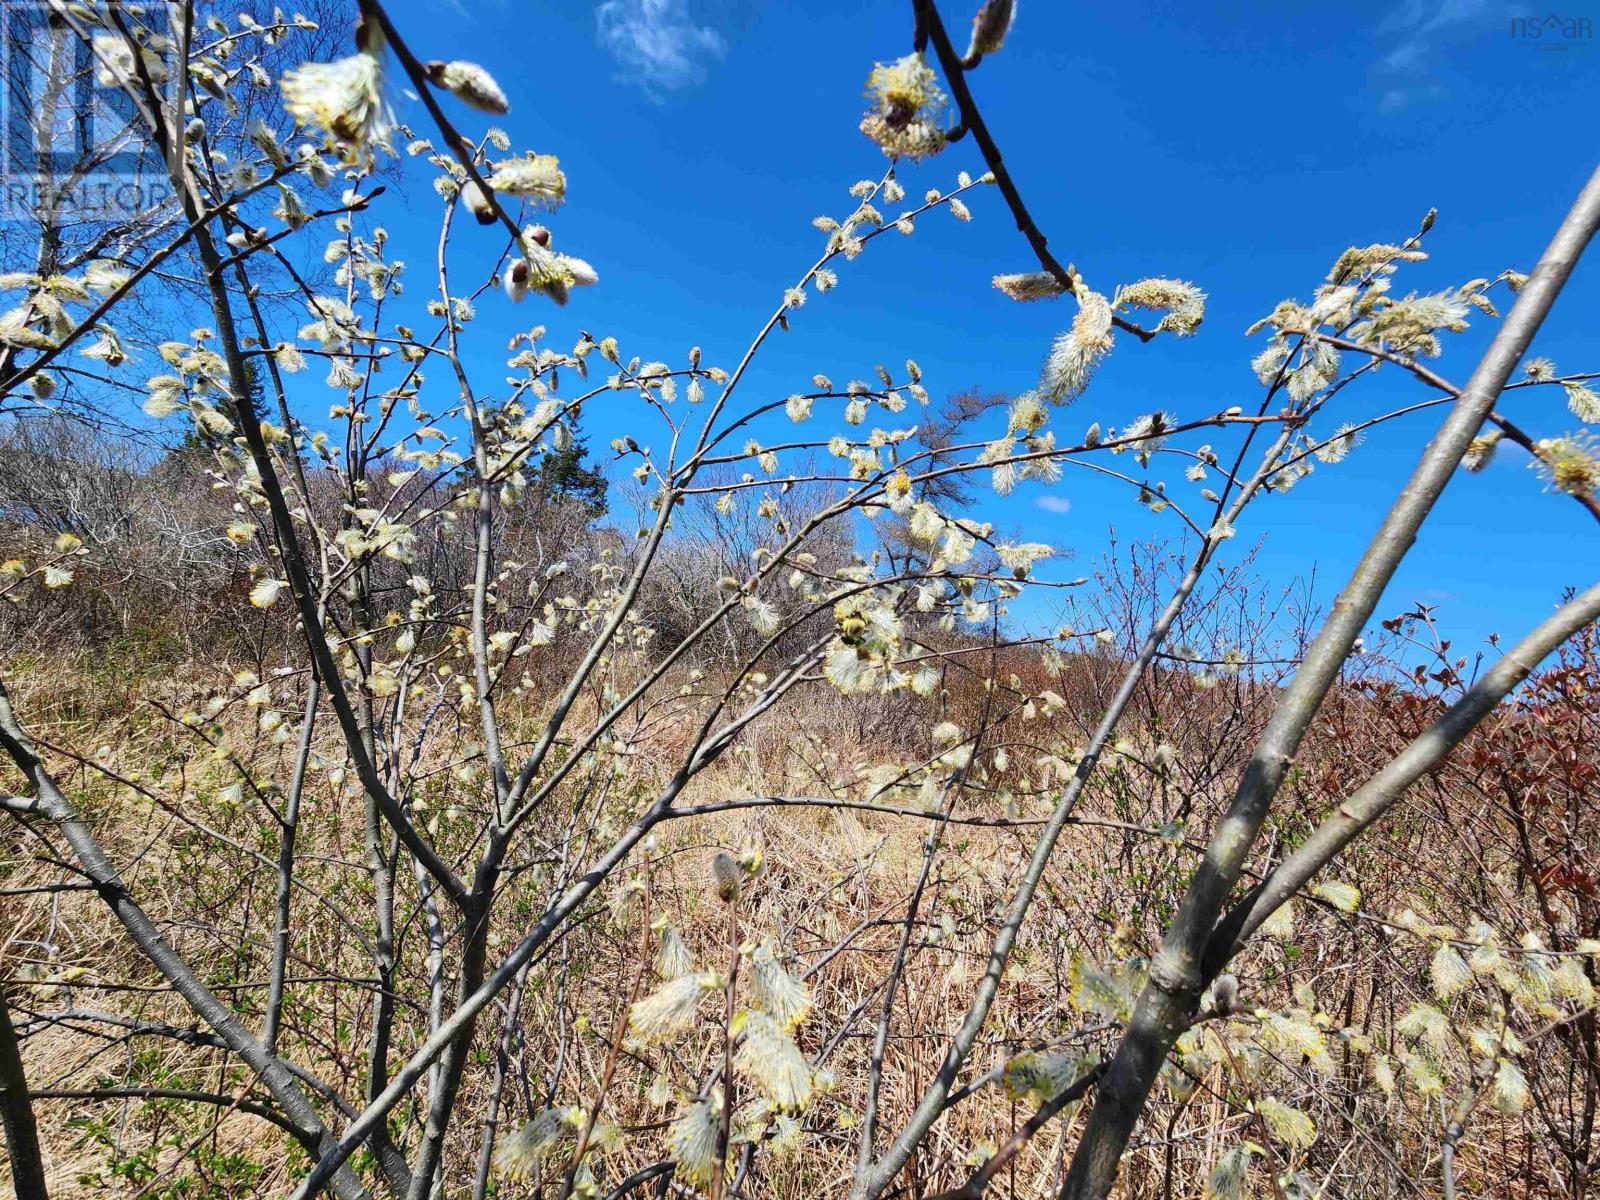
[913,0,1155,341]
[1206,578,1600,965]
[1056,160,1600,1200]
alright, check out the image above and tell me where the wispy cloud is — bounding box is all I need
[1377,0,1495,54]
[596,0,727,98]
[1377,83,1444,112]
[1036,495,1073,515]
[1371,0,1496,111]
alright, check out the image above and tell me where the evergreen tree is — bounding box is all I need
[537,433,608,516]
[168,356,271,461]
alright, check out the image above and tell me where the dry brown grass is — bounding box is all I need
[4,629,1597,1199]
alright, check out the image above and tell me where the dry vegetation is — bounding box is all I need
[6,529,1599,1199]
[2,2,1599,1199]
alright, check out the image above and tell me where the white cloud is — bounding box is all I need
[1035,495,1072,515]
[596,0,727,98]
[1376,83,1444,112]
[1371,0,1495,111]
[1376,0,1494,39]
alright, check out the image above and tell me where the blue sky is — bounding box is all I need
[334,0,1599,654]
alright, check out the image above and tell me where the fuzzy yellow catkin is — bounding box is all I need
[860,54,949,160]
[502,258,530,303]
[487,154,566,209]
[1041,290,1113,403]
[278,19,391,166]
[1567,382,1600,423]
[423,60,509,115]
[711,851,740,903]
[966,0,1016,58]
[1534,434,1600,497]
[668,1097,723,1186]
[993,271,1064,302]
[1207,973,1239,1015]
[1462,431,1500,472]
[461,181,495,225]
